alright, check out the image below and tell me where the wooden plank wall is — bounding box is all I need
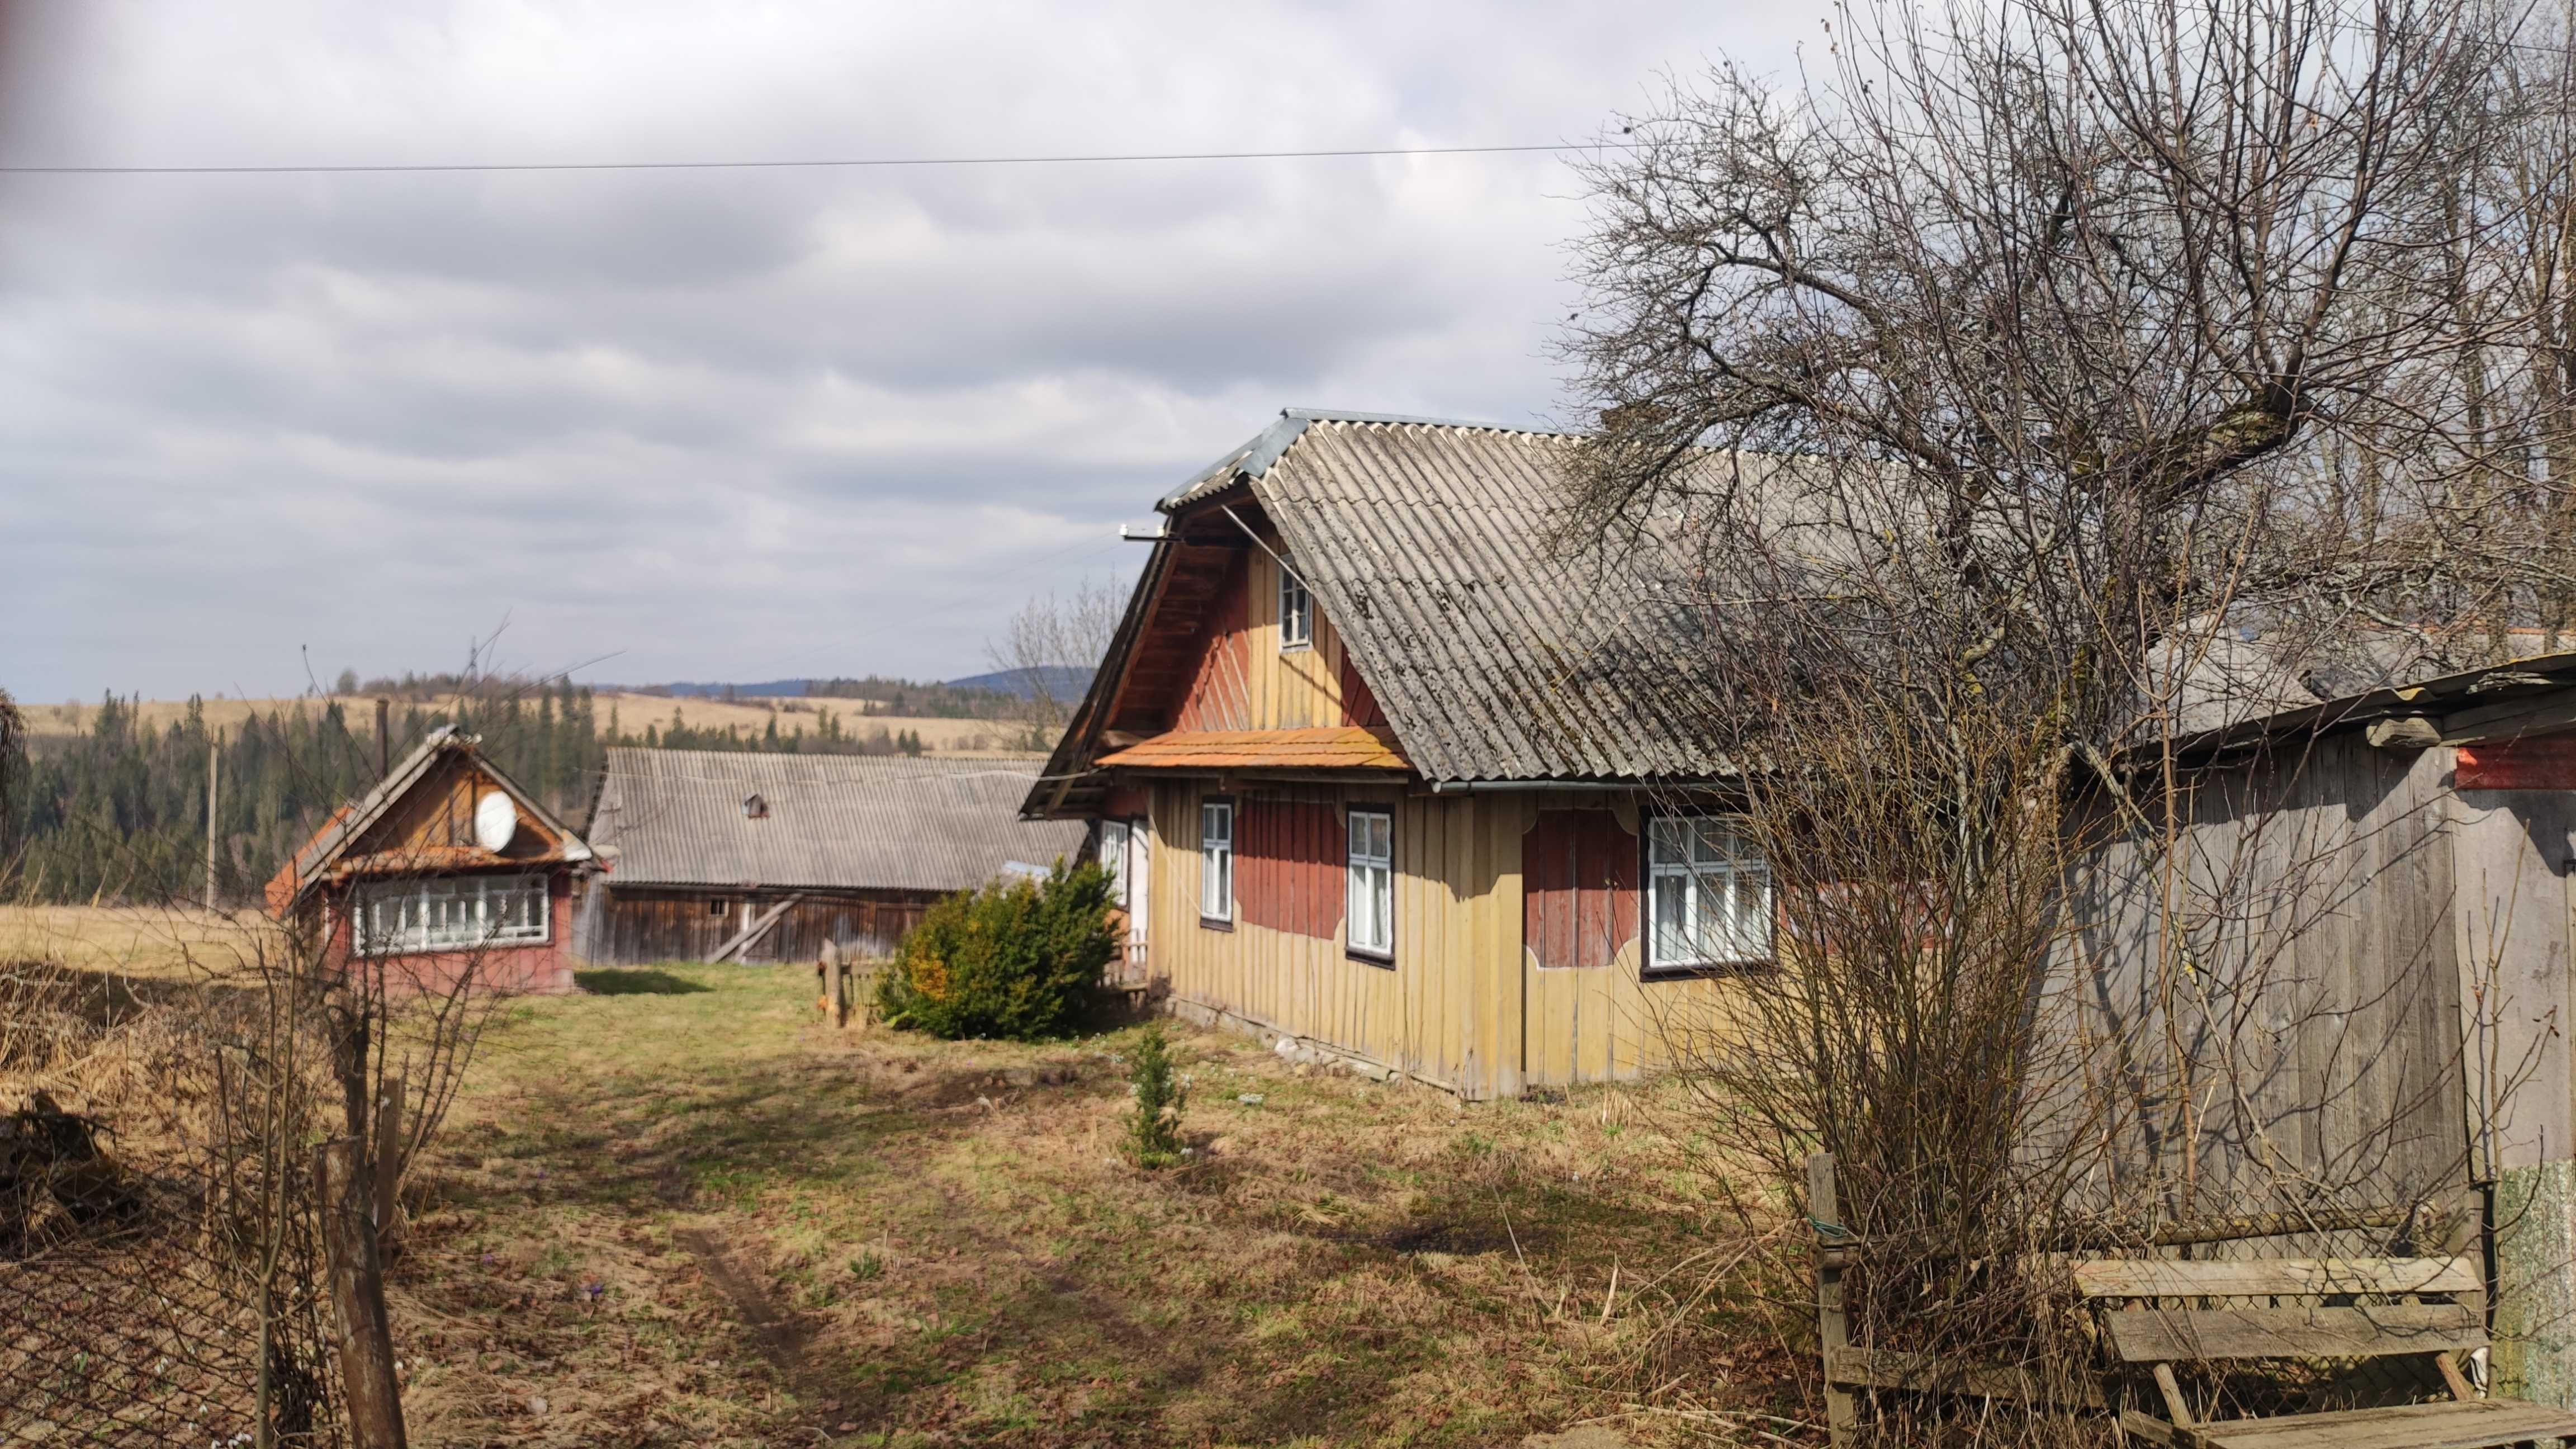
[1165,524,1365,734]
[359,756,560,859]
[2030,737,2473,1223]
[2450,783,2576,1180]
[575,887,942,965]
[1146,780,1753,1097]
[1493,792,1751,1092]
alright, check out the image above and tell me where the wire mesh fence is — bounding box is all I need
[4,955,351,1448]
[2,1149,345,1433]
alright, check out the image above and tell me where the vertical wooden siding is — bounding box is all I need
[1237,801,1342,939]
[2031,737,2470,1216]
[1147,781,1752,1097]
[1523,808,1641,972]
[1164,529,1367,735]
[1499,792,1751,1091]
[575,887,940,965]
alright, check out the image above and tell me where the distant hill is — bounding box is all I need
[946,665,1095,700]
[626,667,1095,703]
[647,679,812,698]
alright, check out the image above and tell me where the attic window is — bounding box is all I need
[1278,565,1313,651]
[741,792,769,820]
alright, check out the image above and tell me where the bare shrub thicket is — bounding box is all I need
[1568,0,2576,1438]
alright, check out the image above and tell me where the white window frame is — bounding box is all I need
[1346,808,1394,962]
[352,873,550,956]
[1644,816,1772,974]
[1278,565,1313,651]
[1199,798,1235,924]
[1100,819,1131,908]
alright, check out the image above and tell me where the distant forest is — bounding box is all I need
[0,683,937,908]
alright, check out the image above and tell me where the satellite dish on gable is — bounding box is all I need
[472,791,519,853]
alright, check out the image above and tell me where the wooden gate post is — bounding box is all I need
[372,1077,405,1252]
[318,1138,409,1449]
[1806,1152,1859,1445]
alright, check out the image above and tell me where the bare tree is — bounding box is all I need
[987,579,1125,748]
[1568,0,2558,735]
[1568,0,2573,1436]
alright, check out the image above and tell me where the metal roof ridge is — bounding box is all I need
[1281,406,1579,438]
[1157,408,1590,512]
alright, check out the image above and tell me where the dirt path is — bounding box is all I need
[674,1224,814,1381]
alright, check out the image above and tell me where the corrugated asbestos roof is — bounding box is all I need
[588,749,1089,892]
[1242,413,1741,782]
[1094,726,1410,771]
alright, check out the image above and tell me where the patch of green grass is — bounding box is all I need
[574,966,711,995]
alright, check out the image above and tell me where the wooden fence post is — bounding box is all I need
[318,1138,409,1449]
[372,1077,405,1252]
[1806,1151,1859,1445]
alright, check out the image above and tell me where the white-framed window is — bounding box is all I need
[1200,799,1234,922]
[1646,817,1772,973]
[1100,819,1131,908]
[1346,808,1394,960]
[1278,565,1313,651]
[352,873,549,956]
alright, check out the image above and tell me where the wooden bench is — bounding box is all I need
[2077,1252,2576,1448]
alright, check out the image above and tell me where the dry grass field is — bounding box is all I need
[0,903,264,983]
[3,908,1808,1447]
[25,694,1039,757]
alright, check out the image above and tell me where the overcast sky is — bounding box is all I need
[0,1,1824,703]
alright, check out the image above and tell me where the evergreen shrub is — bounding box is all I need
[875,861,1116,1040]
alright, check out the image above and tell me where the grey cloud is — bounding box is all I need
[1,0,1826,700]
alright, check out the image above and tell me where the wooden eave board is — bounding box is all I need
[2073,1256,2479,1299]
[1095,726,1410,772]
[2100,1303,2483,1361]
[2178,1398,2576,1449]
[1104,542,1246,736]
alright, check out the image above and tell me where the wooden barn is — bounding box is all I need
[264,725,593,995]
[1027,410,1766,1100]
[575,750,1090,964]
[2028,650,2576,1408]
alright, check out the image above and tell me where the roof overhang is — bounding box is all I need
[1094,725,1412,774]
[2152,649,2576,765]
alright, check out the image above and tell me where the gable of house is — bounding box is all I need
[263,728,585,917]
[1029,410,1759,824]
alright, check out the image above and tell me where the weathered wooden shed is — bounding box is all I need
[2033,651,2576,1407]
[576,750,1089,964]
[1027,410,1772,1099]
[264,726,592,995]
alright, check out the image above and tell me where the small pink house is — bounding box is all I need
[264,726,592,995]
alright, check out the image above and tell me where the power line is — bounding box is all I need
[0,140,1643,177]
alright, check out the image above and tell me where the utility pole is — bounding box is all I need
[205,735,220,911]
[376,698,391,778]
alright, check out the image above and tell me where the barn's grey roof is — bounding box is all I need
[1254,417,1749,782]
[588,750,1088,892]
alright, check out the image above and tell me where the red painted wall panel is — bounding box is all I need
[316,869,577,996]
[1523,809,1640,970]
[1339,653,1386,727]
[1238,801,1343,940]
[1173,555,1253,732]
[2456,735,2576,789]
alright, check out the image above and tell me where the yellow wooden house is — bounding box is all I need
[1026,410,1765,1099]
